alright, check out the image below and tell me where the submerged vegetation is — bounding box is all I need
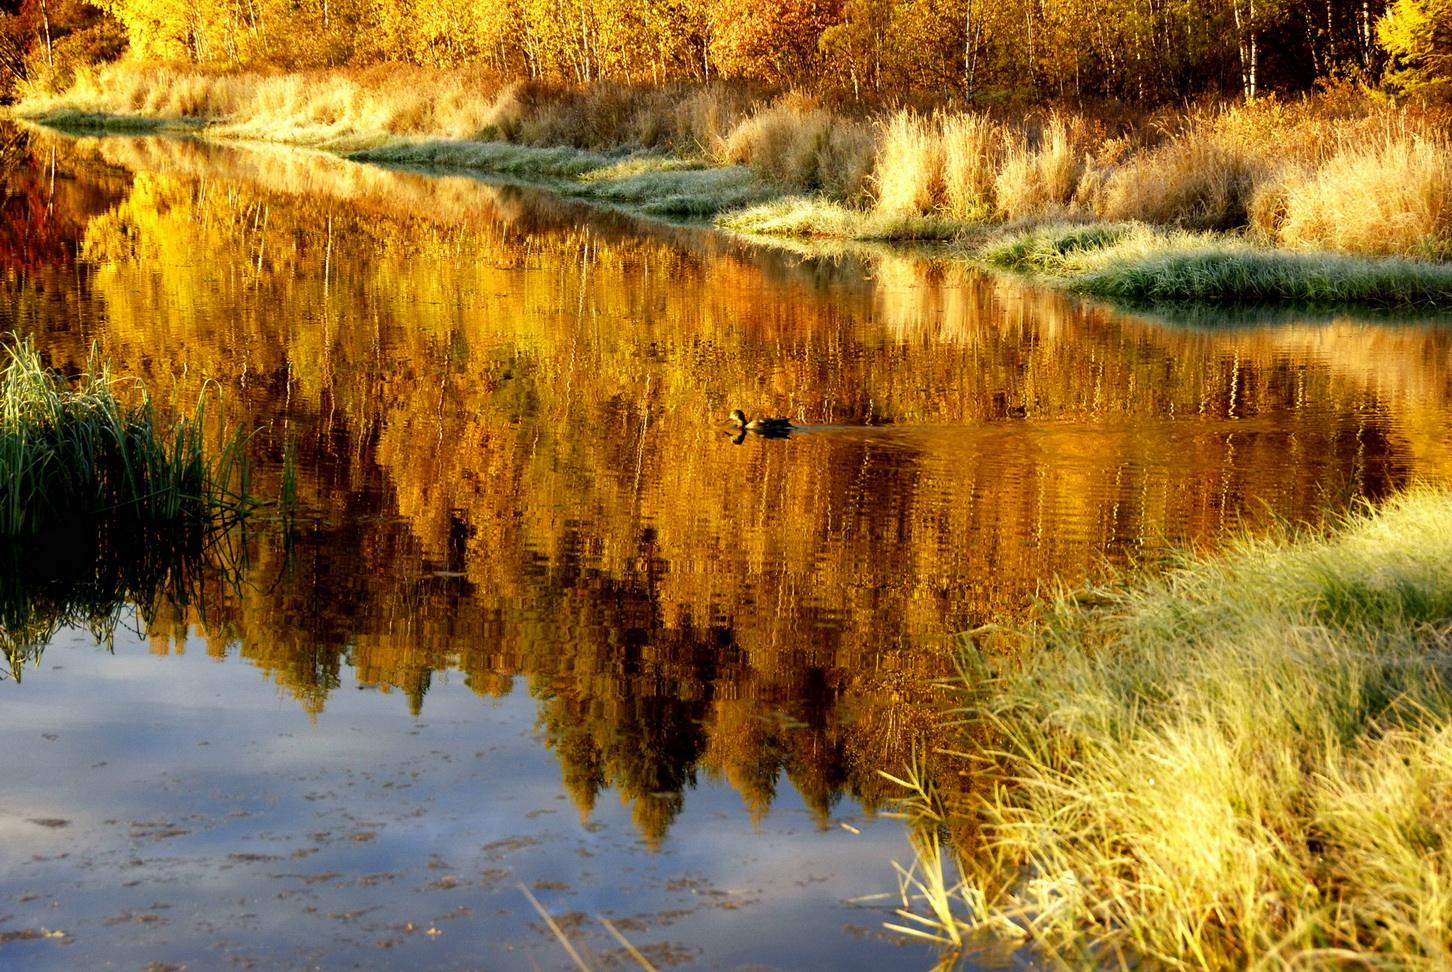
[0,340,253,679]
[892,488,1452,967]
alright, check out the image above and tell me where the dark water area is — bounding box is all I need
[1,125,1450,970]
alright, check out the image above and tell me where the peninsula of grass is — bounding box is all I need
[921,488,1452,967]
[980,222,1452,307]
[345,140,782,218]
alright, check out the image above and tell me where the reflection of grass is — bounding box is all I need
[519,883,660,971]
[981,222,1452,306]
[890,488,1452,967]
[0,341,254,678]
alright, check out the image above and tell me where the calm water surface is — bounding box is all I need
[1,126,1450,969]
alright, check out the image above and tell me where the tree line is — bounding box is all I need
[2,0,1450,104]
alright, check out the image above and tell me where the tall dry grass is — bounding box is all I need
[722,97,875,201]
[874,112,944,216]
[993,114,1088,220]
[1260,135,1452,258]
[869,110,1091,222]
[940,114,999,221]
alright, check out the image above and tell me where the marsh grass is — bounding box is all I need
[0,340,255,677]
[887,488,1452,968]
[982,222,1452,306]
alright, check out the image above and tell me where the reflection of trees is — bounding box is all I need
[4,129,1450,841]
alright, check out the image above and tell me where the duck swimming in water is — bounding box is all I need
[729,409,793,436]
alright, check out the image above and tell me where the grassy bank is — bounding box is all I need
[897,488,1452,967]
[349,140,776,217]
[15,63,1452,304]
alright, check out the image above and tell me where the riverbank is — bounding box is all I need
[14,62,1452,306]
[908,488,1452,967]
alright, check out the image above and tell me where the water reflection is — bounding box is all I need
[2,127,1451,856]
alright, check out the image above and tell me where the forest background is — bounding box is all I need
[2,0,1450,107]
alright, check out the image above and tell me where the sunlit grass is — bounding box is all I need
[348,138,611,178]
[350,138,777,217]
[981,222,1452,306]
[889,487,1452,968]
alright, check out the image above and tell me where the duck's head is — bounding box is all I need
[728,409,748,427]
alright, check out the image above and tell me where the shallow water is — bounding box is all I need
[1,126,1450,970]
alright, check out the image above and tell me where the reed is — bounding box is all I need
[888,488,1452,968]
[0,340,253,538]
[1262,134,1452,259]
[939,113,1000,221]
[874,111,943,217]
[0,340,255,679]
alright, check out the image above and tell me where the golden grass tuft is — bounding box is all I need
[874,111,944,217]
[993,115,1087,220]
[939,113,1000,221]
[721,98,874,200]
[1263,135,1452,259]
[1097,134,1267,230]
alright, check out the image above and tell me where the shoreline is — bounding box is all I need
[12,100,1452,309]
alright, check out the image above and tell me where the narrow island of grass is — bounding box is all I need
[904,488,1452,967]
[979,222,1452,307]
[0,340,255,678]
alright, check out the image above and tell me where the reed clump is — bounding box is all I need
[894,488,1452,968]
[723,97,875,201]
[0,340,255,680]
[0,340,252,539]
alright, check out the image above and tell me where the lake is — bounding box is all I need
[1,125,1449,970]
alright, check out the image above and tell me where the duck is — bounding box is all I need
[729,409,793,435]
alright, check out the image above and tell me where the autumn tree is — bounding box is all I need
[1378,0,1452,95]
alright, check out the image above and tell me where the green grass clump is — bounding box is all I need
[350,141,777,217]
[15,109,207,134]
[0,341,254,679]
[981,222,1452,306]
[566,165,774,216]
[0,340,252,538]
[347,139,613,179]
[904,488,1452,967]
